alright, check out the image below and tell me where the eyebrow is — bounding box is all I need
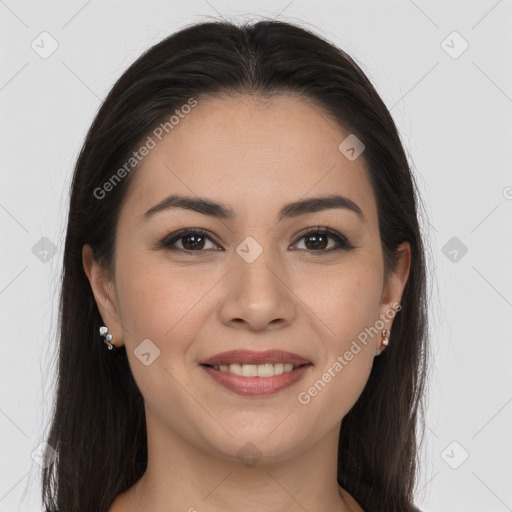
[141,194,366,223]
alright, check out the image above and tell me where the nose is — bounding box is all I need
[218,243,296,332]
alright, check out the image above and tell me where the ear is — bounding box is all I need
[82,244,124,347]
[379,241,411,330]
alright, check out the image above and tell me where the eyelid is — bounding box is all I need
[160,228,220,252]
[160,226,355,253]
[290,226,355,252]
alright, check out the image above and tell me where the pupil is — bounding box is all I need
[183,235,204,250]
[305,234,327,250]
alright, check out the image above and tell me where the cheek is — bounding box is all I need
[296,270,379,417]
[114,258,206,413]
[291,255,383,337]
[291,260,381,414]
[115,249,208,342]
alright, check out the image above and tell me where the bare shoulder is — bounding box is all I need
[339,486,366,512]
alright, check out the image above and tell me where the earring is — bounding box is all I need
[99,325,116,350]
[382,329,389,346]
[374,329,390,357]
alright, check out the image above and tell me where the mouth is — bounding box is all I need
[201,362,311,377]
[199,349,311,367]
[198,350,313,397]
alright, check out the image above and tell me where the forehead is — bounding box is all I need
[119,94,378,228]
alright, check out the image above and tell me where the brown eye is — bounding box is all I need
[160,226,355,254]
[161,229,219,252]
[302,232,330,251]
[292,227,354,253]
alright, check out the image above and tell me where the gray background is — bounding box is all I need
[1,1,511,511]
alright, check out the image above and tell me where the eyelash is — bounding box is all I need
[159,226,356,255]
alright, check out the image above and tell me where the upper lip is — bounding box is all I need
[199,349,311,366]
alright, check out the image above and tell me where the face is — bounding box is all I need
[84,94,410,464]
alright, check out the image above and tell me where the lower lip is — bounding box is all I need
[200,364,312,397]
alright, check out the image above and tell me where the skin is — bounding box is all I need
[83,94,410,512]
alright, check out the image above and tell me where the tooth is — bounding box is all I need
[274,363,284,375]
[229,363,242,376]
[257,363,275,377]
[241,364,258,377]
[211,362,302,376]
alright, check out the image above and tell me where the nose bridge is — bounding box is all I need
[219,233,294,329]
[235,233,283,302]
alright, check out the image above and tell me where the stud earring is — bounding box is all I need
[374,329,390,357]
[99,325,116,350]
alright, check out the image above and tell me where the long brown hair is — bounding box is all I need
[42,19,430,512]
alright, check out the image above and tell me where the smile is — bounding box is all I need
[206,362,303,377]
[200,362,313,397]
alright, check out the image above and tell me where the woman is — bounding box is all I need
[42,19,429,512]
